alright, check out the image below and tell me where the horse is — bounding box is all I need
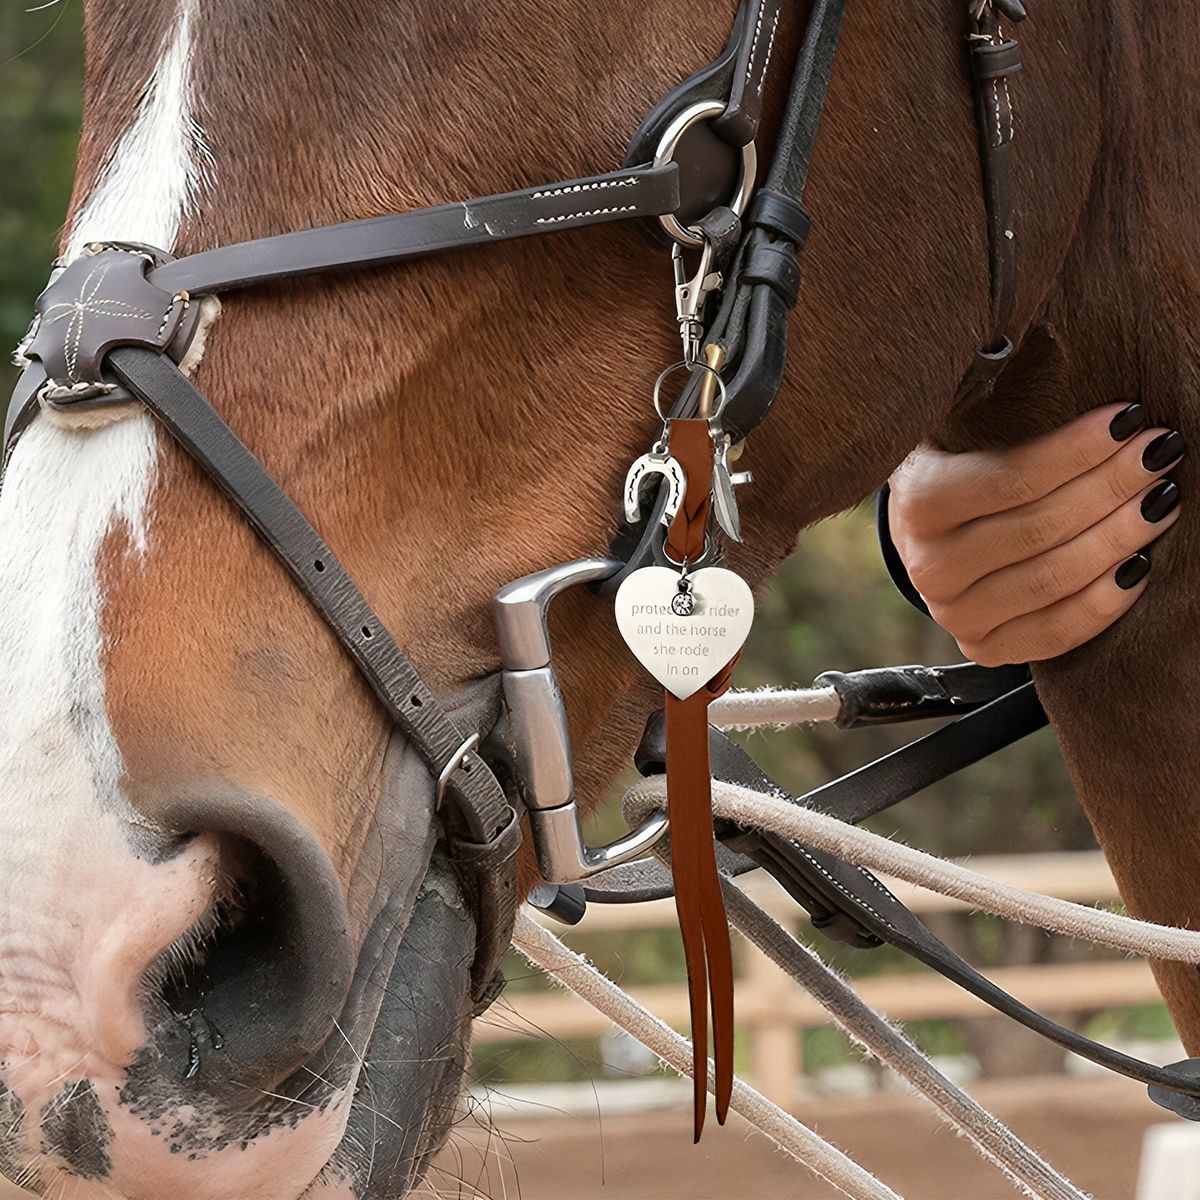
[1,0,1193,1197]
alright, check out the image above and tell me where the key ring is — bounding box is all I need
[661,533,713,570]
[652,360,728,425]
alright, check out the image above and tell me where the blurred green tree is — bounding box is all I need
[1,1,83,393]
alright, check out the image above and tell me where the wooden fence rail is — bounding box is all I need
[476,852,1164,1105]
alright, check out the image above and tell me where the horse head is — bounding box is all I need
[3,1,1164,1198]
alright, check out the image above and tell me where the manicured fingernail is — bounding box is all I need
[1143,431,1185,472]
[1141,480,1181,523]
[1115,553,1151,589]
[1109,403,1145,441]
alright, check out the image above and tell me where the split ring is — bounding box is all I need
[660,532,714,570]
[652,359,728,425]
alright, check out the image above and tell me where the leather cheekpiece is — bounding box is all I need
[105,346,520,1002]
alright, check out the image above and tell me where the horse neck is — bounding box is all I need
[948,6,1200,1047]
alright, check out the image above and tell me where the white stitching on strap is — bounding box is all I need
[155,295,188,342]
[987,27,1014,148]
[755,6,781,94]
[792,844,897,933]
[746,4,766,82]
[65,310,81,380]
[532,175,640,200]
[989,78,1004,148]
[535,204,639,225]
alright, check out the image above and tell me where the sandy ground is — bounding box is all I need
[429,1075,1174,1200]
[0,1075,1180,1198]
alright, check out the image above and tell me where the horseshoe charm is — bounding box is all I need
[623,448,687,526]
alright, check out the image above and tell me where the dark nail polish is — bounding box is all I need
[1115,553,1151,590]
[1141,480,1181,523]
[1109,403,1145,441]
[1143,430,1186,472]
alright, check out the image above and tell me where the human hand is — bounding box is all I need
[887,404,1184,665]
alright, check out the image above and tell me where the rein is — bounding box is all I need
[10,0,1200,1166]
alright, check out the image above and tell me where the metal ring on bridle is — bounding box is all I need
[653,360,728,424]
[653,99,757,248]
[661,533,713,570]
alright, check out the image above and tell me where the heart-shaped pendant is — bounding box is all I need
[615,566,754,700]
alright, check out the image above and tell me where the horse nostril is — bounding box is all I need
[133,794,355,1102]
[151,836,288,1078]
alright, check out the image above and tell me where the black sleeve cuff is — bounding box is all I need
[875,484,932,618]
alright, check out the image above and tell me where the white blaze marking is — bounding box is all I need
[67,0,211,258]
[0,0,214,1106]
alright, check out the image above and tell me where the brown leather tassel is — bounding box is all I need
[665,663,737,1138]
[662,417,737,1139]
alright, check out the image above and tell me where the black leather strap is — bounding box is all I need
[730,815,1200,1106]
[710,679,1047,828]
[874,483,933,618]
[105,346,519,999]
[150,164,680,297]
[745,188,812,245]
[586,676,1047,904]
[6,164,683,456]
[739,241,802,307]
[760,0,848,202]
[3,363,45,463]
[623,23,743,168]
[623,0,779,167]
[970,22,1021,345]
[815,661,1034,728]
[596,0,848,578]
[953,2,1025,409]
[706,0,849,444]
[712,0,786,148]
[620,0,801,247]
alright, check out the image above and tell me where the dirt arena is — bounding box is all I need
[431,1075,1175,1200]
[0,1074,1178,1199]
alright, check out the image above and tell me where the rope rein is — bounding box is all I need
[625,777,1200,963]
[505,686,1196,1200]
[511,911,903,1200]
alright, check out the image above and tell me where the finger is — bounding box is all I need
[923,426,1186,595]
[939,478,1181,641]
[891,403,1150,534]
[961,552,1152,666]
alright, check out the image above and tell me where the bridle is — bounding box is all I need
[10,0,1200,1123]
